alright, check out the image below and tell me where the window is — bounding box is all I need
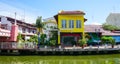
[76,20,81,28]
[61,20,66,28]
[69,20,74,28]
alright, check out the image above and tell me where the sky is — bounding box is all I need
[0,0,120,25]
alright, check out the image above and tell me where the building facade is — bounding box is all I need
[43,17,57,40]
[54,10,87,46]
[106,13,120,27]
[105,13,120,43]
[0,16,37,42]
[85,25,120,45]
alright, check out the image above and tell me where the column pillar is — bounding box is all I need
[10,25,18,42]
[82,32,85,40]
[9,12,18,42]
[58,31,60,44]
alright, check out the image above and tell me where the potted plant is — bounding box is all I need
[78,39,87,49]
[101,36,108,44]
[101,36,115,48]
[108,37,115,48]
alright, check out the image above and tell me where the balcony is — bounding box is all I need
[0,28,10,37]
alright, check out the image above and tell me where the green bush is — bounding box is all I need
[101,36,115,45]
[78,39,87,46]
[102,23,120,31]
[29,35,38,43]
[108,37,115,45]
[40,34,47,45]
[17,33,24,43]
[49,40,56,46]
[101,36,108,44]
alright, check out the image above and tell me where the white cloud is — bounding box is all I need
[90,22,102,25]
[0,2,36,24]
[85,21,102,25]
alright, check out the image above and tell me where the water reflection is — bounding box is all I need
[0,55,120,64]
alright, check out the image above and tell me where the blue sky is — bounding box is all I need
[0,0,120,24]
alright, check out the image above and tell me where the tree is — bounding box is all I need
[101,36,115,48]
[29,35,38,44]
[102,23,120,31]
[40,34,47,45]
[101,36,108,44]
[108,37,115,48]
[36,16,44,47]
[17,33,23,43]
[49,31,58,46]
[36,16,44,34]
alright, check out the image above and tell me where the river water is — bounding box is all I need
[0,54,120,64]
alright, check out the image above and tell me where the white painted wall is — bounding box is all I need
[43,22,57,40]
[0,16,12,30]
[106,13,120,27]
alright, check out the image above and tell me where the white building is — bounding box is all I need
[106,13,120,27]
[43,17,57,40]
[0,16,37,40]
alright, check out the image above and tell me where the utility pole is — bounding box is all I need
[23,9,25,22]
[15,12,17,25]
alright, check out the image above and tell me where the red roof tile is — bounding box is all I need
[54,10,87,23]
[58,11,85,15]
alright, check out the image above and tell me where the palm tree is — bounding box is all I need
[36,16,43,48]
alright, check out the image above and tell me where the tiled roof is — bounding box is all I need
[6,16,36,29]
[85,25,104,33]
[54,10,87,23]
[6,16,35,27]
[102,30,120,36]
[85,25,120,36]
[58,10,85,15]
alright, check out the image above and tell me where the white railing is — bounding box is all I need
[0,42,37,49]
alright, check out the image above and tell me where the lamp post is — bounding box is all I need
[95,28,100,49]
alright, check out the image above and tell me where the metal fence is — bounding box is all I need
[0,42,37,49]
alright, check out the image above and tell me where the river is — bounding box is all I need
[0,54,120,64]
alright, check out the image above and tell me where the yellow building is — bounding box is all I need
[54,10,87,46]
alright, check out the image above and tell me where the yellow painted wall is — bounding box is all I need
[58,15,84,33]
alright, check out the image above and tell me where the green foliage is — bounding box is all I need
[101,36,108,44]
[48,31,57,46]
[44,40,49,45]
[78,39,87,46]
[40,34,47,39]
[49,40,56,46]
[36,16,44,34]
[85,34,91,39]
[108,37,115,45]
[101,36,115,45]
[17,33,23,42]
[50,26,54,29]
[102,23,120,31]
[29,35,38,43]
[40,34,47,45]
[36,16,43,28]
[50,31,58,40]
